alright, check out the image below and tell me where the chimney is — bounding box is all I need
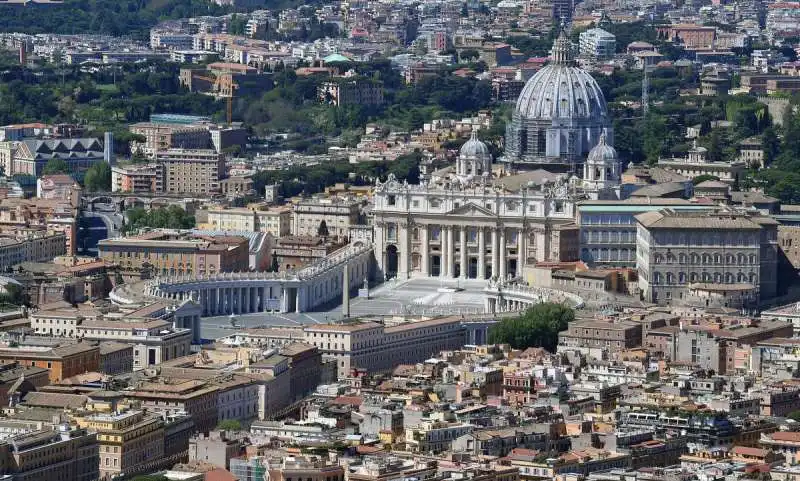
[103,132,115,165]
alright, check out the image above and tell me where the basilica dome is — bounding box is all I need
[503,30,613,171]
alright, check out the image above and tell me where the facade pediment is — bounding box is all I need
[446,202,496,218]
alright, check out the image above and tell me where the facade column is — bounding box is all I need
[399,222,410,279]
[536,228,548,262]
[243,287,250,313]
[490,229,498,279]
[421,225,430,276]
[499,228,507,280]
[439,225,450,277]
[478,227,486,280]
[447,226,455,278]
[459,227,467,279]
[518,228,525,276]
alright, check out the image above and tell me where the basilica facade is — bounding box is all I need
[371,32,621,280]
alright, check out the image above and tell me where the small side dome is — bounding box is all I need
[459,130,490,158]
[587,132,618,163]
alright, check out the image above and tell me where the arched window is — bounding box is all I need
[679,253,687,264]
[738,254,746,265]
[679,272,686,284]
[691,253,700,264]
[749,254,757,264]
[725,273,733,283]
[690,272,699,282]
[714,253,722,264]
[714,272,722,283]
[702,254,712,264]
[749,273,757,284]
[666,272,675,284]
[726,254,734,264]
[654,254,663,264]
[702,272,711,282]
[653,272,662,284]
[667,252,676,264]
[610,248,619,261]
[737,272,745,282]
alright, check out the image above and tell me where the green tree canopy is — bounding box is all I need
[692,174,720,185]
[123,205,195,234]
[42,158,70,175]
[488,303,575,352]
[83,162,112,192]
[216,419,243,431]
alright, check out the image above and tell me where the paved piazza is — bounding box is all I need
[200,277,490,340]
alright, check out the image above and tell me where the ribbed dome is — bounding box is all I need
[459,131,490,158]
[587,133,617,163]
[514,31,609,121]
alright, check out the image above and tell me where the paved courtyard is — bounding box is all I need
[200,277,491,340]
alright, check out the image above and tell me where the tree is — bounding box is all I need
[642,114,668,165]
[487,303,575,352]
[459,49,480,62]
[789,410,800,422]
[217,419,242,431]
[83,162,112,192]
[317,220,329,237]
[762,127,780,166]
[692,174,720,185]
[0,282,29,307]
[130,476,169,481]
[123,205,195,234]
[42,158,70,175]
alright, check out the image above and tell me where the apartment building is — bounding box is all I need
[129,123,210,157]
[318,79,384,107]
[231,454,345,481]
[272,236,343,271]
[558,319,643,351]
[303,317,467,379]
[111,164,161,193]
[406,421,474,453]
[77,318,192,370]
[98,231,249,277]
[75,410,164,480]
[0,343,99,382]
[293,198,363,239]
[99,341,134,375]
[124,379,219,433]
[635,207,779,306]
[579,28,616,59]
[36,174,81,204]
[156,148,225,195]
[0,230,67,271]
[0,428,98,481]
[30,304,102,337]
[204,205,292,237]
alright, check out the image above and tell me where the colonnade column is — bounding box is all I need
[518,228,525,276]
[459,227,467,279]
[478,227,486,280]
[421,225,430,276]
[499,228,507,280]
